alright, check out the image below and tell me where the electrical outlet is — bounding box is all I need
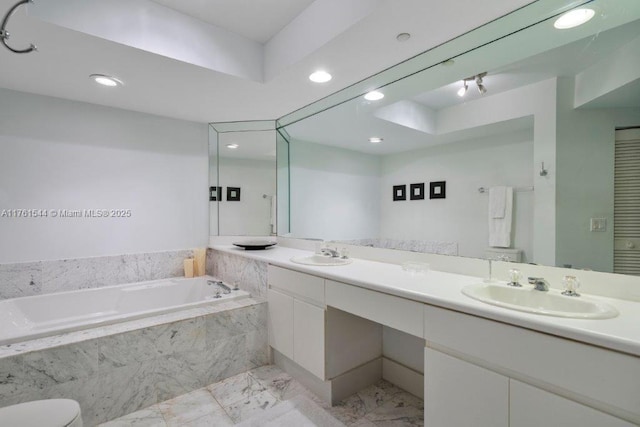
[590,218,607,232]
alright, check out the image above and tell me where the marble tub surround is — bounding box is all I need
[0,299,268,426]
[0,294,257,358]
[99,365,423,427]
[207,249,268,300]
[0,249,195,300]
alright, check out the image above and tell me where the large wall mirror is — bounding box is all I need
[209,121,289,236]
[279,0,640,275]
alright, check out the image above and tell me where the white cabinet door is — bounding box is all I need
[267,289,294,360]
[510,380,635,427]
[424,348,508,427]
[293,299,325,379]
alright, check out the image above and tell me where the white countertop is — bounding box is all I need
[212,244,640,357]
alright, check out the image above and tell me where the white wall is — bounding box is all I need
[289,140,381,240]
[218,157,276,236]
[0,88,209,263]
[380,131,534,261]
[556,77,640,272]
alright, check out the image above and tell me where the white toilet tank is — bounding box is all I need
[486,247,522,262]
[0,399,82,427]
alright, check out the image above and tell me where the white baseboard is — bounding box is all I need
[273,350,382,405]
[383,357,424,399]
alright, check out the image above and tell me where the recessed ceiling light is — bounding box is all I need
[396,33,411,42]
[364,91,384,101]
[90,74,122,87]
[368,137,383,144]
[553,8,595,29]
[226,143,239,149]
[309,70,332,83]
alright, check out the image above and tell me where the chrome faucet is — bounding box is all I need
[528,277,549,292]
[320,247,340,258]
[207,279,231,294]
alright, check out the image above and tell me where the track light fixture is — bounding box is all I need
[457,72,488,97]
[457,81,468,97]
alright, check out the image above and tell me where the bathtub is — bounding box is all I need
[0,276,249,346]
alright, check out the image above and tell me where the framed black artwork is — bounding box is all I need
[227,187,241,201]
[393,185,406,201]
[410,183,425,200]
[209,186,222,201]
[429,181,446,199]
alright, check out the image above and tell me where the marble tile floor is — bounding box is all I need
[99,365,423,427]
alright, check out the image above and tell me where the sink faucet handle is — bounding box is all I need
[561,275,581,297]
[507,268,522,287]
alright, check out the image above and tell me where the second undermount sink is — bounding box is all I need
[290,254,353,266]
[461,283,619,319]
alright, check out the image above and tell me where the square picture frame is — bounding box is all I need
[393,185,407,201]
[429,181,446,199]
[209,186,222,201]
[227,187,241,201]
[410,183,425,200]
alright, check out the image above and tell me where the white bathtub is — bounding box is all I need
[0,276,249,346]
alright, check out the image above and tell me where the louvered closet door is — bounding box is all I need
[614,128,640,275]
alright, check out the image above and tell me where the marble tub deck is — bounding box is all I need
[99,365,424,427]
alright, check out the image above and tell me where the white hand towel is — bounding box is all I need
[489,187,513,247]
[489,186,507,219]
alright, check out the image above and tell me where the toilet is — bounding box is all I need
[0,399,82,427]
[486,247,522,262]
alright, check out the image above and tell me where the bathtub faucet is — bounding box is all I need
[207,280,231,294]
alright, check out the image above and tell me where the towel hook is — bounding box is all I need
[539,162,548,177]
[1,0,37,54]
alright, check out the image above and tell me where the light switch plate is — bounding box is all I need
[590,218,607,232]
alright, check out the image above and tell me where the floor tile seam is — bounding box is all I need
[206,385,239,421]
[208,373,278,410]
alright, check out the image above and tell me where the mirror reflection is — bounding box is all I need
[282,0,640,275]
[209,127,278,236]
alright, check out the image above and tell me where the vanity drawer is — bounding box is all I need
[423,305,640,423]
[326,280,423,338]
[268,265,325,305]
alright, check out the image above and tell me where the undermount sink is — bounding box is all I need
[461,283,619,319]
[290,254,353,266]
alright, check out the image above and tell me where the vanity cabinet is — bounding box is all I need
[267,266,326,378]
[267,288,295,360]
[423,304,640,426]
[293,298,325,378]
[267,266,383,386]
[424,348,634,427]
[424,348,508,427]
[509,380,634,427]
[267,288,326,378]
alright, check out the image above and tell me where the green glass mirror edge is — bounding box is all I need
[278,0,640,274]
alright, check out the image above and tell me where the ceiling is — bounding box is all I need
[0,0,534,124]
[149,0,316,43]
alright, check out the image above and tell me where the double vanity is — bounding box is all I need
[211,243,640,426]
